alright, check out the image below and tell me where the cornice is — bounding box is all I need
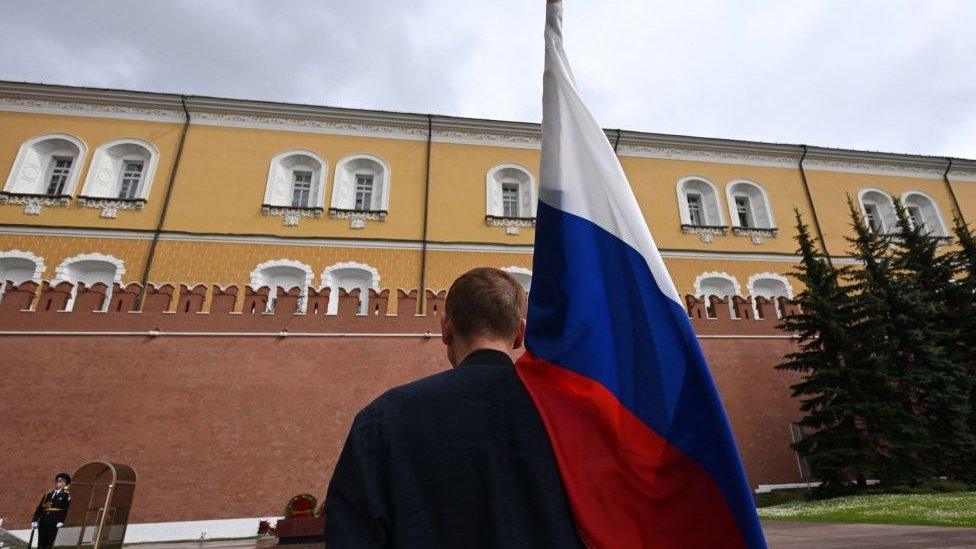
[1,80,973,179]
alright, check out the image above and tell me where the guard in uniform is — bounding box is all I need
[31,473,71,549]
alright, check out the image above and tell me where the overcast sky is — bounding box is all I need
[2,1,974,158]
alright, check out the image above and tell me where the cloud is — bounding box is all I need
[0,0,973,158]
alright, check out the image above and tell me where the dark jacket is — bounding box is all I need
[324,349,583,548]
[33,489,70,524]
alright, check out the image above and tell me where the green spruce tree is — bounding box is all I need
[843,197,930,485]
[950,217,976,481]
[889,200,972,478]
[777,210,880,488]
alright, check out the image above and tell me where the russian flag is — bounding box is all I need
[515,2,767,547]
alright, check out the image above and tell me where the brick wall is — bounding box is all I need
[0,281,802,528]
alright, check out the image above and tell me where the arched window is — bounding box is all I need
[330,155,390,228]
[677,177,727,243]
[55,253,125,311]
[858,188,896,234]
[263,150,328,226]
[250,259,314,313]
[748,273,793,319]
[0,250,45,303]
[694,271,741,319]
[726,180,774,229]
[2,134,86,214]
[486,164,536,219]
[78,139,158,218]
[321,262,380,315]
[502,266,532,293]
[901,191,948,237]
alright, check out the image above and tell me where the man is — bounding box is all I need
[32,472,71,549]
[324,268,582,548]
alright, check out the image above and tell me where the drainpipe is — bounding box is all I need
[417,114,433,314]
[942,158,967,226]
[612,129,622,153]
[137,95,191,309]
[797,145,832,267]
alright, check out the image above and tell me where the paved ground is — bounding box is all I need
[127,521,976,548]
[7,521,976,548]
[763,521,976,548]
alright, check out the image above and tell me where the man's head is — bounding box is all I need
[55,473,70,489]
[441,267,528,366]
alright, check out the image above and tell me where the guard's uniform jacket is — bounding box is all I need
[33,489,71,549]
[324,349,583,548]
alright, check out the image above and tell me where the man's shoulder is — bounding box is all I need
[361,362,518,419]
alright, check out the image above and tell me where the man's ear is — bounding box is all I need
[512,318,527,351]
[440,314,452,346]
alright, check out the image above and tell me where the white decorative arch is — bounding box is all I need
[900,190,948,237]
[264,149,328,209]
[4,133,88,196]
[747,272,794,299]
[676,176,725,226]
[726,179,774,229]
[80,138,159,200]
[501,266,533,292]
[331,154,391,211]
[0,249,46,281]
[249,259,314,289]
[250,259,314,313]
[55,253,125,311]
[321,261,381,315]
[857,187,896,233]
[486,163,537,219]
[55,253,126,283]
[693,271,741,297]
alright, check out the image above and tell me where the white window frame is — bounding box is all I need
[0,249,45,282]
[693,271,741,319]
[858,188,896,234]
[900,190,948,237]
[54,252,126,311]
[332,154,390,212]
[725,180,774,229]
[4,133,87,196]
[747,272,794,319]
[249,259,314,314]
[80,138,159,201]
[321,261,381,315]
[486,164,537,219]
[676,176,725,227]
[264,149,328,210]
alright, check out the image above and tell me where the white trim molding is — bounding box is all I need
[330,154,391,228]
[263,149,329,222]
[249,259,314,289]
[900,190,949,237]
[2,133,88,214]
[79,138,160,214]
[676,176,726,226]
[747,272,794,299]
[320,261,381,291]
[55,252,126,283]
[0,249,46,280]
[693,271,742,297]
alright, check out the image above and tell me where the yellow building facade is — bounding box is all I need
[2,81,974,313]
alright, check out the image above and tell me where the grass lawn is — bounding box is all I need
[758,491,976,527]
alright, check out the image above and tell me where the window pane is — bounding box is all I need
[46,157,72,195]
[686,193,704,226]
[355,174,374,211]
[864,203,882,233]
[735,196,753,228]
[118,161,144,200]
[291,170,312,208]
[907,206,925,231]
[502,182,520,218]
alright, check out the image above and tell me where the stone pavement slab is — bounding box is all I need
[762,520,976,548]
